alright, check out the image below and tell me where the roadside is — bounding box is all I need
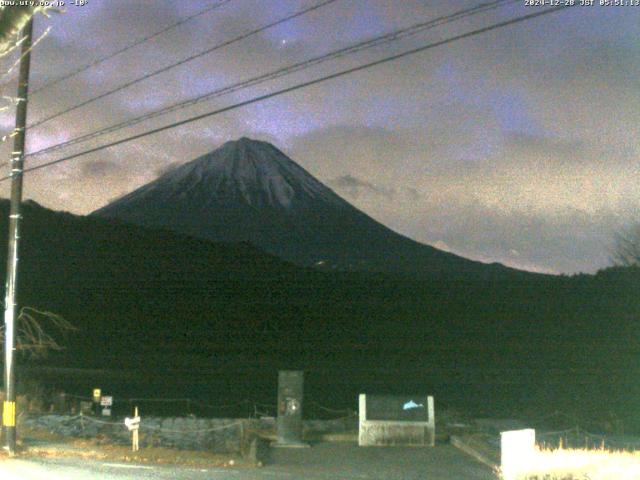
[2,425,246,469]
[0,423,498,479]
[1,443,498,480]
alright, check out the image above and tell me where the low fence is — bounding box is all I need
[19,413,358,453]
[18,391,356,420]
[22,414,247,452]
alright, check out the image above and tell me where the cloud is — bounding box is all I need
[504,133,588,165]
[405,200,626,274]
[289,125,421,181]
[80,159,119,178]
[285,107,638,274]
[329,174,395,199]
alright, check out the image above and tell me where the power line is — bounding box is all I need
[30,0,234,95]
[0,5,571,183]
[26,0,516,159]
[26,0,340,129]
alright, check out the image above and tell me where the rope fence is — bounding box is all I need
[78,414,246,434]
[46,391,357,421]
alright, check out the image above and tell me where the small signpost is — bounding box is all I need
[125,407,140,452]
[100,395,113,416]
[92,388,101,416]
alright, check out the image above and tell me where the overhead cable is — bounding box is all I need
[0,5,571,183]
[26,0,340,129]
[26,0,515,159]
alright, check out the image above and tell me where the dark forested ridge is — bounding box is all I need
[1,200,638,421]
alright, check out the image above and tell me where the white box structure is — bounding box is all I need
[358,394,435,447]
[500,428,536,480]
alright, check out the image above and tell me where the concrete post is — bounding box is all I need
[500,428,536,480]
[273,370,308,447]
[426,395,435,446]
[3,16,33,454]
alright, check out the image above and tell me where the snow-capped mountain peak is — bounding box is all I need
[120,137,345,212]
[93,137,515,278]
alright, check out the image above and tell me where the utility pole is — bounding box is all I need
[3,16,33,454]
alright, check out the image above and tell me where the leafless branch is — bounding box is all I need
[0,4,60,52]
[0,306,75,358]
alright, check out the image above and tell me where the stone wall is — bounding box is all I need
[21,415,245,452]
[20,414,358,453]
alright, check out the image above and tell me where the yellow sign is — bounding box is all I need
[2,401,16,427]
[93,388,101,401]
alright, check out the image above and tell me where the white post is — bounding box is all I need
[359,394,367,422]
[358,394,366,446]
[132,406,139,452]
[427,395,435,446]
[501,428,536,480]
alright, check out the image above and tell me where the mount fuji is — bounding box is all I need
[93,137,518,277]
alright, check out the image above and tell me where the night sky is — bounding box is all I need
[0,0,637,274]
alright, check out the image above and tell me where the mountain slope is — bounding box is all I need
[93,137,522,278]
[1,200,638,419]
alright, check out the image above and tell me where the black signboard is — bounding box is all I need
[366,394,429,422]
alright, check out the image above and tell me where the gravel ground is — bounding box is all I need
[1,442,497,479]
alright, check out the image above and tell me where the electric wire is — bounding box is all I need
[26,0,340,129]
[25,0,515,160]
[30,0,234,95]
[0,5,571,183]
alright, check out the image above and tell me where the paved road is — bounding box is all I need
[2,457,234,480]
[0,443,497,479]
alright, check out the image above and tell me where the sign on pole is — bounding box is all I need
[124,416,140,431]
[125,406,140,452]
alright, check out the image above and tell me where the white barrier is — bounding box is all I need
[500,428,536,480]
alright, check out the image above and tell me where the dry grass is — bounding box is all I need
[26,440,245,468]
[10,424,247,468]
[500,445,640,480]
